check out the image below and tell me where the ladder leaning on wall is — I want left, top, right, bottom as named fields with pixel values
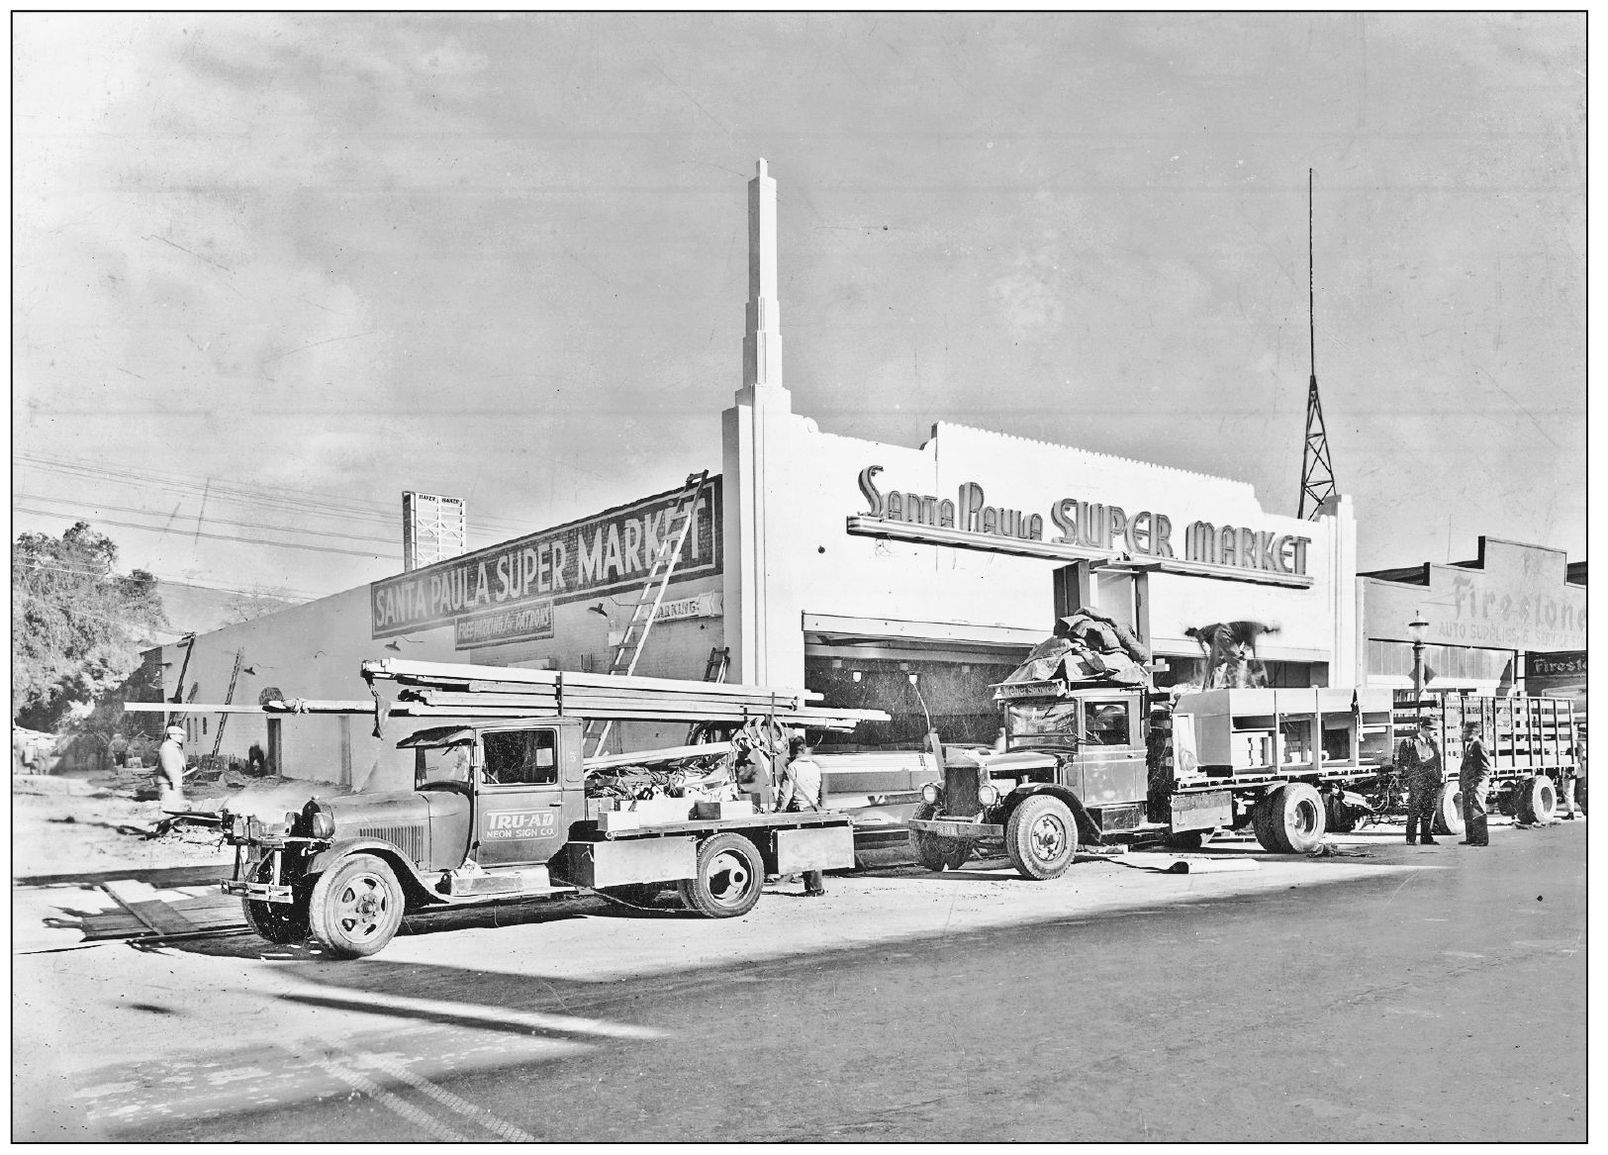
left=582, top=471, right=711, bottom=758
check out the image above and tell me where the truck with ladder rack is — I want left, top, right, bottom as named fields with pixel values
left=132, top=658, right=887, bottom=957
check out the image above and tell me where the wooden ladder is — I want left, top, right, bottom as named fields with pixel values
left=685, top=647, right=732, bottom=743
left=583, top=471, right=710, bottom=757
left=208, top=649, right=245, bottom=768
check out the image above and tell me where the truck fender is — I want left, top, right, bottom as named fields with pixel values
left=1004, top=783, right=1103, bottom=845
left=305, top=838, right=445, bottom=908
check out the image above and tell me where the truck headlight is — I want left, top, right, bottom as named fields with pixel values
left=309, top=806, right=335, bottom=839
left=976, top=783, right=1000, bottom=807
left=921, top=783, right=941, bottom=805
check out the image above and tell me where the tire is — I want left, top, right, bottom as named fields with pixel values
left=308, top=854, right=406, bottom=959
left=910, top=802, right=971, bottom=871
left=601, top=883, right=666, bottom=906
left=1251, top=792, right=1286, bottom=852
left=1003, top=794, right=1077, bottom=880
left=1324, top=794, right=1359, bottom=835
left=1497, top=787, right=1519, bottom=818
left=1255, top=783, right=1326, bottom=854
left=1432, top=782, right=1465, bottom=836
left=240, top=858, right=309, bottom=944
left=676, top=833, right=764, bottom=918
left=1514, top=776, right=1557, bottom=824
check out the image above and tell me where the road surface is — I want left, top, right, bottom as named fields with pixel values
left=14, top=819, right=1585, bottom=1141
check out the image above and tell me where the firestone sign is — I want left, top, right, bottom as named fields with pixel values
left=856, top=466, right=1313, bottom=579
left=371, top=480, right=722, bottom=640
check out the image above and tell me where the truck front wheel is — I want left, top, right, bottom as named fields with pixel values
left=1253, top=783, right=1327, bottom=853
left=240, top=859, right=309, bottom=944
left=1004, top=795, right=1076, bottom=880
left=910, top=803, right=971, bottom=871
left=678, top=833, right=763, bottom=918
left=309, top=854, right=405, bottom=959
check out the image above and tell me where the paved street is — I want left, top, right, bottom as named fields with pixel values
left=14, top=820, right=1585, bottom=1142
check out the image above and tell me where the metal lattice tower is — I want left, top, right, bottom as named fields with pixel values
left=1298, top=169, right=1337, bottom=519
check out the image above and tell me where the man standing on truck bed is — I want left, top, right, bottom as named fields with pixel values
left=1458, top=720, right=1493, bottom=846
left=1399, top=718, right=1443, bottom=846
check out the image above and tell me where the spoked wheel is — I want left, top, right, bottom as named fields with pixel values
left=1004, top=794, right=1077, bottom=880
left=910, top=802, right=971, bottom=871
left=309, top=854, right=405, bottom=959
left=678, top=832, right=764, bottom=918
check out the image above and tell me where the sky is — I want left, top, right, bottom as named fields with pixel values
left=11, top=12, right=1587, bottom=605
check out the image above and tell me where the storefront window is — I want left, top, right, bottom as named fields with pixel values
left=1366, top=640, right=1512, bottom=683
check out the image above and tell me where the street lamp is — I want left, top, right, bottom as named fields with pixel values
left=1407, top=613, right=1429, bottom=716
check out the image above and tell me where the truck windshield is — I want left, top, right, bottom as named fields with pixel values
left=1007, top=702, right=1080, bottom=748
left=415, top=743, right=474, bottom=787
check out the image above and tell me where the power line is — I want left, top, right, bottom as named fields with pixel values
left=14, top=453, right=547, bottom=539
left=12, top=506, right=401, bottom=561
left=17, top=492, right=401, bottom=549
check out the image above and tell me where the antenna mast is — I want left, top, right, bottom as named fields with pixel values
left=1298, top=168, right=1338, bottom=519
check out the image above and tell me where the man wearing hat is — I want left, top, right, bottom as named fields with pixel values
left=156, top=724, right=190, bottom=814
left=1397, top=718, right=1443, bottom=845
left=1458, top=720, right=1493, bottom=846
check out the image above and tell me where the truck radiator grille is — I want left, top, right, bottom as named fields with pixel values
left=945, top=765, right=983, bottom=817
left=356, top=824, right=425, bottom=862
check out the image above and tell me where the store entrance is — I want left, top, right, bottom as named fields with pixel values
left=805, top=648, right=1028, bottom=750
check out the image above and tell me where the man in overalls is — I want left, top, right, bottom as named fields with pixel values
left=1458, top=720, right=1493, bottom=846
left=1398, top=718, right=1443, bottom=845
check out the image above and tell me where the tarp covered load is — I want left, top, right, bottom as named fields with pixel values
left=999, top=609, right=1152, bottom=689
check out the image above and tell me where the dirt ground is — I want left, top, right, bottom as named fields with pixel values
left=10, top=769, right=349, bottom=879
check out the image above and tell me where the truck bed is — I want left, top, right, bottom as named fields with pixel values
left=576, top=810, right=852, bottom=841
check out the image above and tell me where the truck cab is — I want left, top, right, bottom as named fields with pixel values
left=907, top=681, right=1155, bottom=880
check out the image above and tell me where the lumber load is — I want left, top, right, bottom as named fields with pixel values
left=360, top=658, right=886, bottom=731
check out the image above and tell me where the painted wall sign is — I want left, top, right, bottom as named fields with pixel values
left=856, top=465, right=1312, bottom=580
left=372, top=478, right=723, bottom=639
left=453, top=600, right=555, bottom=650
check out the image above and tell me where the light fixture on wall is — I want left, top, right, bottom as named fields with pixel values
left=588, top=604, right=610, bottom=617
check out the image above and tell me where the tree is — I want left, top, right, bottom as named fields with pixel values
left=12, top=522, right=170, bottom=731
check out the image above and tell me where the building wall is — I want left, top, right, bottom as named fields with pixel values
left=160, top=562, right=725, bottom=793
left=723, top=389, right=1356, bottom=689
left=1359, top=537, right=1586, bottom=694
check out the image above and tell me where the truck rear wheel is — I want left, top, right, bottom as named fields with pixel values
left=1324, top=793, right=1359, bottom=834
left=1004, top=795, right=1076, bottom=880
left=1514, top=775, right=1557, bottom=824
left=677, top=833, right=763, bottom=918
left=910, top=803, right=971, bottom=871
left=1253, top=784, right=1326, bottom=853
left=240, top=859, right=309, bottom=945
left=1432, top=782, right=1465, bottom=836
left=309, top=854, right=405, bottom=959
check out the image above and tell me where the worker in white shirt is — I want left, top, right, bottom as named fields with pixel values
left=774, top=735, right=826, bottom=897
